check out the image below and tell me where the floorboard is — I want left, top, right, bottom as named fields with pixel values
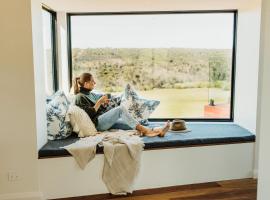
left=53, top=178, right=257, bottom=200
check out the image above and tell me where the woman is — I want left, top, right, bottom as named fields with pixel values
left=74, top=72, right=170, bottom=137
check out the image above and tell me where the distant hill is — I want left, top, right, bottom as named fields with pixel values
left=72, top=48, right=232, bottom=92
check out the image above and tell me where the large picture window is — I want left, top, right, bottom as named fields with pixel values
left=42, top=6, right=58, bottom=95
left=68, top=11, right=236, bottom=120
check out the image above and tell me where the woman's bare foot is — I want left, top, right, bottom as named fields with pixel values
left=136, top=124, right=160, bottom=137
left=153, top=121, right=170, bottom=137
left=136, top=121, right=170, bottom=137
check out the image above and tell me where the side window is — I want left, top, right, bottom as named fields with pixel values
left=42, top=6, right=58, bottom=95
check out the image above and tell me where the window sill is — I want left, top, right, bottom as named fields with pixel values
left=38, top=123, right=255, bottom=159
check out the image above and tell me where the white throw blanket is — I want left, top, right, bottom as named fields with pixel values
left=62, top=130, right=144, bottom=195
left=62, top=134, right=104, bottom=169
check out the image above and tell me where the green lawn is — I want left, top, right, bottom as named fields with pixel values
left=136, top=88, right=230, bottom=118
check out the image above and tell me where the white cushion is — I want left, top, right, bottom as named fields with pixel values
left=66, top=105, right=98, bottom=137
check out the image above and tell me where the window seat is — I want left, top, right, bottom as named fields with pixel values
left=38, top=123, right=255, bottom=158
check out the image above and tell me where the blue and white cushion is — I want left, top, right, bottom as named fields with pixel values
left=120, top=84, right=160, bottom=121
left=46, top=91, right=72, bottom=140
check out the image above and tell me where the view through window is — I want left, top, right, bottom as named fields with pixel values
left=69, top=12, right=236, bottom=119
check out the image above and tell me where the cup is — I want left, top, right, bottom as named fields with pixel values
left=106, top=93, right=111, bottom=99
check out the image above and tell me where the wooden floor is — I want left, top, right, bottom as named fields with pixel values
left=55, top=179, right=257, bottom=200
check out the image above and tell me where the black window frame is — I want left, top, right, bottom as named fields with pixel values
left=67, top=10, right=237, bottom=122
left=42, top=5, right=59, bottom=93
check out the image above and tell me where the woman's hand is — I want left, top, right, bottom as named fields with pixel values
left=104, top=99, right=110, bottom=105
left=99, top=95, right=109, bottom=104
left=102, top=96, right=110, bottom=106
left=94, top=95, right=110, bottom=111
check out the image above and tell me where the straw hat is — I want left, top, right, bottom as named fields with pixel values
left=170, top=119, right=190, bottom=133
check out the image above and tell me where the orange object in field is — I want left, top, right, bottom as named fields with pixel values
left=204, top=104, right=230, bottom=118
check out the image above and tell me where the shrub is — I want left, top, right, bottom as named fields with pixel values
left=198, top=82, right=209, bottom=88
left=162, top=83, right=173, bottom=89
left=214, top=81, right=224, bottom=88
left=223, top=82, right=231, bottom=91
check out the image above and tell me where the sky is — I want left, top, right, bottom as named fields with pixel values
left=71, top=13, right=234, bottom=49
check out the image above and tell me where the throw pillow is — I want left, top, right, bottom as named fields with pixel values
left=46, top=95, right=53, bottom=104
left=46, top=91, right=72, bottom=140
left=120, top=84, right=160, bottom=121
left=66, top=105, right=98, bottom=137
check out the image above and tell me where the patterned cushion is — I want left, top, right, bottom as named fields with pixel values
left=46, top=91, right=72, bottom=140
left=66, top=105, right=98, bottom=137
left=46, top=96, right=53, bottom=104
left=120, top=84, right=160, bottom=121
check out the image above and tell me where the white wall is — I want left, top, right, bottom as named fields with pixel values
left=43, top=0, right=258, bottom=13
left=33, top=1, right=48, bottom=151
left=234, top=2, right=262, bottom=176
left=40, top=143, right=254, bottom=199
left=256, top=0, right=270, bottom=199
left=234, top=3, right=261, bottom=134
left=0, top=0, right=44, bottom=199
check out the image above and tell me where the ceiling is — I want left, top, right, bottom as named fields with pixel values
left=42, top=0, right=257, bottom=12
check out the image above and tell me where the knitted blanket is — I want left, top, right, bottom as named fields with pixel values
left=62, top=130, right=144, bottom=195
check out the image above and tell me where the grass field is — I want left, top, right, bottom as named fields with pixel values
left=134, top=88, right=230, bottom=118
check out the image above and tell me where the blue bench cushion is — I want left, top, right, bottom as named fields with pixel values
left=39, top=123, right=255, bottom=158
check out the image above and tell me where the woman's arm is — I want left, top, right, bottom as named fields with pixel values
left=75, top=95, right=98, bottom=119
